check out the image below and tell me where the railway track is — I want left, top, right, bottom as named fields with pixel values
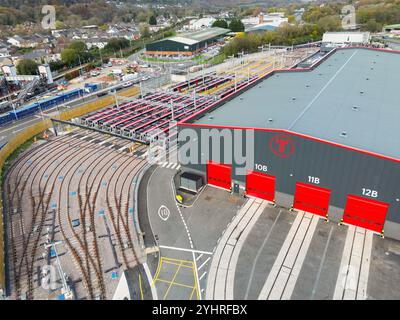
left=20, top=131, right=105, bottom=299
left=105, top=145, right=147, bottom=269
left=5, top=131, right=100, bottom=298
left=69, top=136, right=137, bottom=298
left=4, top=129, right=148, bottom=299
left=56, top=135, right=120, bottom=299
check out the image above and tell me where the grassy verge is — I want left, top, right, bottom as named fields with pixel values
left=210, top=53, right=227, bottom=66
left=1, top=138, right=35, bottom=181
left=141, top=55, right=192, bottom=63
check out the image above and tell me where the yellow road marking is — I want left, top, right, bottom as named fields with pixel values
left=192, top=257, right=200, bottom=300
left=163, top=261, right=183, bottom=300
left=161, top=257, right=193, bottom=264
left=139, top=273, right=144, bottom=300
left=189, top=287, right=197, bottom=300
left=152, top=256, right=201, bottom=300
left=156, top=278, right=196, bottom=289
left=163, top=260, right=193, bottom=268
left=150, top=256, right=163, bottom=288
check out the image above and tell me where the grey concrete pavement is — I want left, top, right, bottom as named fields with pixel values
left=234, top=205, right=294, bottom=300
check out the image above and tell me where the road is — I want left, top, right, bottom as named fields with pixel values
left=143, top=164, right=245, bottom=300
left=0, top=73, right=171, bottom=145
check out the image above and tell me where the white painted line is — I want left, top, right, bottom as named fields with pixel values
left=268, top=268, right=291, bottom=300
left=196, top=254, right=204, bottom=261
left=288, top=50, right=358, bottom=130
left=143, top=262, right=158, bottom=300
left=176, top=165, right=181, bottom=170
left=159, top=245, right=213, bottom=255
left=244, top=209, right=282, bottom=299
left=342, top=227, right=366, bottom=300
left=310, top=224, right=334, bottom=300
left=333, top=225, right=355, bottom=300
left=199, top=272, right=207, bottom=281
left=198, top=257, right=211, bottom=271
left=357, top=230, right=373, bottom=300
left=258, top=212, right=304, bottom=300
left=226, top=201, right=267, bottom=300
left=98, top=137, right=114, bottom=146
left=281, top=214, right=319, bottom=299
left=192, top=251, right=202, bottom=300
left=205, top=198, right=255, bottom=300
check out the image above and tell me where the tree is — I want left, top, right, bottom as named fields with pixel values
left=105, top=38, right=130, bottom=51
left=229, top=18, right=245, bottom=32
left=68, top=41, right=86, bottom=53
left=212, top=19, right=229, bottom=29
left=61, top=48, right=79, bottom=66
left=288, top=15, right=296, bottom=24
left=139, top=23, right=150, bottom=38
left=149, top=15, right=157, bottom=26
left=137, top=11, right=148, bottom=23
left=317, top=15, right=342, bottom=33
left=16, top=59, right=38, bottom=75
left=365, top=19, right=382, bottom=32
left=55, top=20, right=65, bottom=29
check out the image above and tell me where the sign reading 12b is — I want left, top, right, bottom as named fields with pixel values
left=269, top=133, right=295, bottom=158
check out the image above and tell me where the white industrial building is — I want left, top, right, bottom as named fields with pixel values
left=322, top=32, right=371, bottom=46
left=243, top=12, right=289, bottom=32
left=187, top=17, right=216, bottom=31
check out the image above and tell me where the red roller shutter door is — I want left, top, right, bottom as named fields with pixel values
left=293, top=182, right=331, bottom=217
left=207, top=161, right=231, bottom=191
left=343, top=195, right=389, bottom=233
left=246, top=171, right=275, bottom=202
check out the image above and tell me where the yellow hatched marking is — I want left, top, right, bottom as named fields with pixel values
left=150, top=256, right=163, bottom=288
left=192, top=257, right=200, bottom=300
left=162, top=257, right=193, bottom=264
left=163, top=261, right=183, bottom=300
left=152, top=256, right=200, bottom=300
left=163, top=260, right=194, bottom=268
left=189, top=287, right=197, bottom=300
left=156, top=278, right=196, bottom=289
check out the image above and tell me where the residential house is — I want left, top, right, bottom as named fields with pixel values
left=84, top=38, right=109, bottom=50
left=7, top=35, right=39, bottom=48
left=12, top=49, right=61, bottom=65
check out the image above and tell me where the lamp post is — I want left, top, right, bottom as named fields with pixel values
left=44, top=240, right=71, bottom=296
left=170, top=99, right=174, bottom=121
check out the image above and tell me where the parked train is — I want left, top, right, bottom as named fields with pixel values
left=0, top=83, right=98, bottom=127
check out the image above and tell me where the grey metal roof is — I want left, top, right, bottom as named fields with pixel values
left=193, top=48, right=400, bottom=159
left=154, top=27, right=229, bottom=46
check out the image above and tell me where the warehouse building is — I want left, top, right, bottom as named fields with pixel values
left=322, top=32, right=371, bottom=47
left=177, top=47, right=400, bottom=240
left=145, top=27, right=229, bottom=56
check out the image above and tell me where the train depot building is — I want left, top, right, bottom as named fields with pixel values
left=177, top=48, right=400, bottom=240
left=145, top=27, right=229, bottom=56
